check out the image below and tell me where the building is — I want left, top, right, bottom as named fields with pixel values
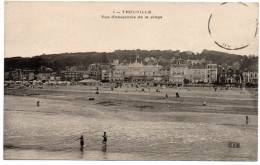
left=61, top=66, right=85, bottom=81
left=187, top=64, right=207, bottom=83
left=109, top=58, right=163, bottom=83
left=243, top=71, right=258, bottom=85
left=169, top=58, right=189, bottom=86
left=9, top=69, right=35, bottom=81
left=88, top=63, right=111, bottom=80
left=187, top=64, right=217, bottom=84
left=10, top=69, right=23, bottom=81
left=22, top=69, right=35, bottom=81
left=37, top=66, right=53, bottom=81
left=205, top=64, right=218, bottom=83
left=101, top=70, right=110, bottom=82
left=170, top=59, right=218, bottom=85
left=218, top=68, right=242, bottom=85
left=153, top=70, right=170, bottom=84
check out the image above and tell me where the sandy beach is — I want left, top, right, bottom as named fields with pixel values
left=4, top=85, right=258, bottom=160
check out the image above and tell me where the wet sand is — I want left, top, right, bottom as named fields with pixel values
left=4, top=86, right=258, bottom=160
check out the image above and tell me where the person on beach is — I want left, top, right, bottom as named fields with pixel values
left=102, top=132, right=107, bottom=144
left=176, top=92, right=179, bottom=98
left=246, top=116, right=249, bottom=125
left=203, top=101, right=207, bottom=106
left=76, top=135, right=84, bottom=148
left=37, top=101, right=40, bottom=106
left=166, top=94, right=168, bottom=98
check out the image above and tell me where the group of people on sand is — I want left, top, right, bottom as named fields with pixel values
left=76, top=132, right=107, bottom=149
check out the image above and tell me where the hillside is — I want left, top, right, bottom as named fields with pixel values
left=4, top=49, right=258, bottom=72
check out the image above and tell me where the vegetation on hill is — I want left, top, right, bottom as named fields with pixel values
left=4, top=49, right=258, bottom=73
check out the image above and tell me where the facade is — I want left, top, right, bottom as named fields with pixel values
left=187, top=64, right=207, bottom=83
left=62, top=71, right=84, bottom=81
left=9, top=69, right=35, bottom=81
left=89, top=63, right=111, bottom=80
left=50, top=72, right=59, bottom=81
left=101, top=70, right=110, bottom=82
left=61, top=66, right=90, bottom=81
left=153, top=70, right=170, bottom=83
left=205, top=64, right=218, bottom=83
left=170, top=59, right=218, bottom=85
left=169, top=58, right=189, bottom=86
left=109, top=59, right=163, bottom=83
left=243, top=71, right=258, bottom=84
left=218, top=68, right=242, bottom=85
left=10, top=69, right=23, bottom=81
left=37, top=66, right=53, bottom=81
left=22, top=69, right=35, bottom=81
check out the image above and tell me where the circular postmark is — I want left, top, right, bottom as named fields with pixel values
left=208, top=2, right=258, bottom=50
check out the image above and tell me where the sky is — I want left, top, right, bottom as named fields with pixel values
left=4, top=2, right=259, bottom=58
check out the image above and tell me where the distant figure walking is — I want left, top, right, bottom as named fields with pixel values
left=165, top=94, right=168, bottom=98
left=102, top=132, right=107, bottom=144
left=37, top=101, right=40, bottom=107
left=176, top=92, right=179, bottom=98
left=203, top=101, right=207, bottom=106
left=76, top=135, right=84, bottom=148
left=246, top=116, right=249, bottom=125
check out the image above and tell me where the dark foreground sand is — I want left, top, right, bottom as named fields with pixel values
left=4, top=86, right=258, bottom=160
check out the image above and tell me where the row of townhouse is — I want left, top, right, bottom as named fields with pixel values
left=104, top=58, right=257, bottom=86
left=170, top=58, right=258, bottom=86
left=5, top=64, right=113, bottom=82
left=6, top=66, right=59, bottom=82
left=6, top=69, right=35, bottom=81
left=102, top=58, right=217, bottom=85
left=169, top=58, right=218, bottom=86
